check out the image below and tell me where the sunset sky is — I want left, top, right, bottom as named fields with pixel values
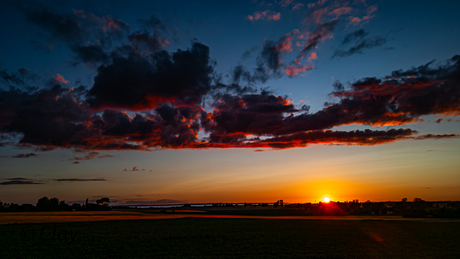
left=1, top=0, right=459, bottom=205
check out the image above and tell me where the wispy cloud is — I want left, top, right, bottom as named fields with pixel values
left=123, top=167, right=146, bottom=172
left=0, top=177, right=43, bottom=185
left=332, top=36, right=387, bottom=58
left=53, top=178, right=107, bottom=182
left=11, top=153, right=37, bottom=158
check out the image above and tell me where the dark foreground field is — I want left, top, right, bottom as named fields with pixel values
left=1, top=218, right=460, bottom=259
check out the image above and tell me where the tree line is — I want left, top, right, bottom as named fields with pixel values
left=0, top=197, right=110, bottom=212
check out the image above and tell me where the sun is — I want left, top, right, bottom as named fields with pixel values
left=323, top=197, right=331, bottom=203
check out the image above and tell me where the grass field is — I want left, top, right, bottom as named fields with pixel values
left=1, top=212, right=460, bottom=258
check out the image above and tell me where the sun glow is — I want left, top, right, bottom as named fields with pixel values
left=323, top=197, right=331, bottom=203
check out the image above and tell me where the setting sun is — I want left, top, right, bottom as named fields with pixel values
left=323, top=197, right=331, bottom=203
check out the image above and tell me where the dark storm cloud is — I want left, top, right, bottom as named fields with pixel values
left=137, top=16, right=167, bottom=34
left=332, top=36, right=387, bottom=58
left=148, top=104, right=202, bottom=148
left=0, top=84, right=92, bottom=148
left=330, top=55, right=460, bottom=120
left=87, top=41, right=214, bottom=110
left=1, top=4, right=458, bottom=151
left=11, top=153, right=37, bottom=158
left=0, top=68, right=39, bottom=89
left=128, top=32, right=169, bottom=53
left=201, top=55, right=460, bottom=145
left=70, top=45, right=111, bottom=66
left=53, top=178, right=107, bottom=182
left=201, top=91, right=305, bottom=146
left=213, top=81, right=257, bottom=96
left=21, top=4, right=129, bottom=66
left=0, top=72, right=151, bottom=151
left=1, top=54, right=458, bottom=151
left=253, top=129, right=416, bottom=149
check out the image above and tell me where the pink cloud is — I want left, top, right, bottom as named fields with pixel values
left=349, top=4, right=377, bottom=25
left=308, top=0, right=327, bottom=9
left=367, top=5, right=377, bottom=15
left=73, top=9, right=86, bottom=18
left=247, top=10, right=281, bottom=21
left=285, top=64, right=314, bottom=77
left=330, top=7, right=353, bottom=18
left=280, top=0, right=295, bottom=7
left=292, top=3, right=304, bottom=10
left=349, top=16, right=362, bottom=25
left=309, top=7, right=329, bottom=24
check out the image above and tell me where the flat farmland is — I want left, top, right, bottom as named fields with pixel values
left=1, top=211, right=460, bottom=258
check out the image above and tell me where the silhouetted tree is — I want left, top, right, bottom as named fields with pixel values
left=96, top=197, right=110, bottom=206
left=8, top=203, right=20, bottom=212
left=71, top=203, right=83, bottom=211
left=19, top=204, right=36, bottom=212
left=49, top=197, right=60, bottom=211
left=59, top=200, right=71, bottom=211
left=36, top=196, right=50, bottom=211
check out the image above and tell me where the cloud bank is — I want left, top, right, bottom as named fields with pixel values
left=0, top=4, right=458, bottom=153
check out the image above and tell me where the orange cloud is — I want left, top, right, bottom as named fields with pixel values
left=307, top=52, right=317, bottom=61
left=54, top=74, right=69, bottom=84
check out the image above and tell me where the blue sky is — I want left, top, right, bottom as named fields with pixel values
left=0, top=0, right=459, bottom=205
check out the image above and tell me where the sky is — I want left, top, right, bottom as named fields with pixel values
left=0, top=0, right=459, bottom=205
